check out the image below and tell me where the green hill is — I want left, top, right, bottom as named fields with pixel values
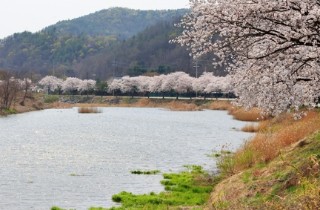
left=72, top=18, right=196, bottom=79
left=45, top=7, right=188, bottom=39
left=0, top=7, right=223, bottom=79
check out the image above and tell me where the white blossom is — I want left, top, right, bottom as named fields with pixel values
left=38, top=76, right=63, bottom=93
left=174, top=0, right=320, bottom=115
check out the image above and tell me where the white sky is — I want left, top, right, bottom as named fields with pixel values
left=0, top=0, right=190, bottom=39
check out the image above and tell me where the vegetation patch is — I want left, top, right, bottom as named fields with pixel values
left=130, top=170, right=161, bottom=175
left=78, top=107, right=102, bottom=114
left=0, top=108, right=17, bottom=115
left=203, top=100, right=232, bottom=110
left=165, top=100, right=201, bottom=111
left=241, top=123, right=259, bottom=133
left=90, top=165, right=217, bottom=210
left=228, top=107, right=263, bottom=122
left=44, top=95, right=60, bottom=103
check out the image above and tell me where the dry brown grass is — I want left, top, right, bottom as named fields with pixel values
left=205, top=100, right=232, bottom=110
left=235, top=111, right=320, bottom=166
left=78, top=107, right=102, bottom=114
left=228, top=107, right=263, bottom=121
left=70, top=98, right=202, bottom=111
left=134, top=98, right=156, bottom=107
left=164, top=100, right=201, bottom=111
left=241, top=123, right=259, bottom=132
left=203, top=101, right=266, bottom=122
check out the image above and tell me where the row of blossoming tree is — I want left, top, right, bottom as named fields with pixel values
left=38, top=72, right=232, bottom=99
left=109, top=71, right=232, bottom=99
left=174, top=0, right=320, bottom=116
left=38, top=76, right=97, bottom=95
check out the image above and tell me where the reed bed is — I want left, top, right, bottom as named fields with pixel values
left=228, top=107, right=263, bottom=121
left=241, top=123, right=259, bottom=133
left=232, top=111, right=320, bottom=170
left=78, top=107, right=102, bottom=114
left=164, top=100, right=201, bottom=111
left=204, top=100, right=232, bottom=110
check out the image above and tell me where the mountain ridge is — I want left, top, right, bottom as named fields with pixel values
left=0, top=7, right=223, bottom=80
left=43, top=7, right=188, bottom=39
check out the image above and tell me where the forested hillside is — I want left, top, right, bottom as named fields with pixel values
left=0, top=7, right=223, bottom=80
left=0, top=29, right=115, bottom=76
left=73, top=18, right=226, bottom=79
left=45, top=7, right=188, bottom=39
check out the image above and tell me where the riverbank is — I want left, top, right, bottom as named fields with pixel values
left=206, top=110, right=320, bottom=209
left=4, top=94, right=262, bottom=123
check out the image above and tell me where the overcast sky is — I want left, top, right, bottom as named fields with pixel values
left=0, top=0, right=190, bottom=39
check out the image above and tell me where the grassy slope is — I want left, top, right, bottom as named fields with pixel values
left=207, top=111, right=320, bottom=210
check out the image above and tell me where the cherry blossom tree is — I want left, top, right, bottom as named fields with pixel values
left=204, top=77, right=222, bottom=95
left=192, top=72, right=215, bottom=98
left=38, top=76, right=63, bottom=94
left=175, top=0, right=320, bottom=115
left=135, top=76, right=151, bottom=98
left=62, top=77, right=82, bottom=94
left=78, top=79, right=96, bottom=96
left=119, top=76, right=138, bottom=97
left=172, top=72, right=194, bottom=99
left=148, top=75, right=166, bottom=98
left=108, top=79, right=122, bottom=96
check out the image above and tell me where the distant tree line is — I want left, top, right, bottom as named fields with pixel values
left=38, top=72, right=232, bottom=99
left=0, top=70, right=232, bottom=112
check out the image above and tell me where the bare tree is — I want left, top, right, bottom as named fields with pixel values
left=0, top=71, right=20, bottom=110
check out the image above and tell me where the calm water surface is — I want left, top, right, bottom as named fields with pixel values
left=0, top=107, right=252, bottom=210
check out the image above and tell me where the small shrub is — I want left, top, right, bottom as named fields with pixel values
left=216, top=150, right=236, bottom=176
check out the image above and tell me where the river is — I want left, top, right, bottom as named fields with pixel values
left=0, top=107, right=252, bottom=210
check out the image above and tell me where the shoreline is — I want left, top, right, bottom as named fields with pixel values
left=4, top=94, right=262, bottom=122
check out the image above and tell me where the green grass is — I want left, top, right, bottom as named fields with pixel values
left=51, top=207, right=65, bottom=210
left=1, top=108, right=17, bottom=115
left=241, top=171, right=252, bottom=184
left=90, top=165, right=216, bottom=210
left=44, top=95, right=59, bottom=103
left=215, top=150, right=236, bottom=176
left=122, top=97, right=139, bottom=104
